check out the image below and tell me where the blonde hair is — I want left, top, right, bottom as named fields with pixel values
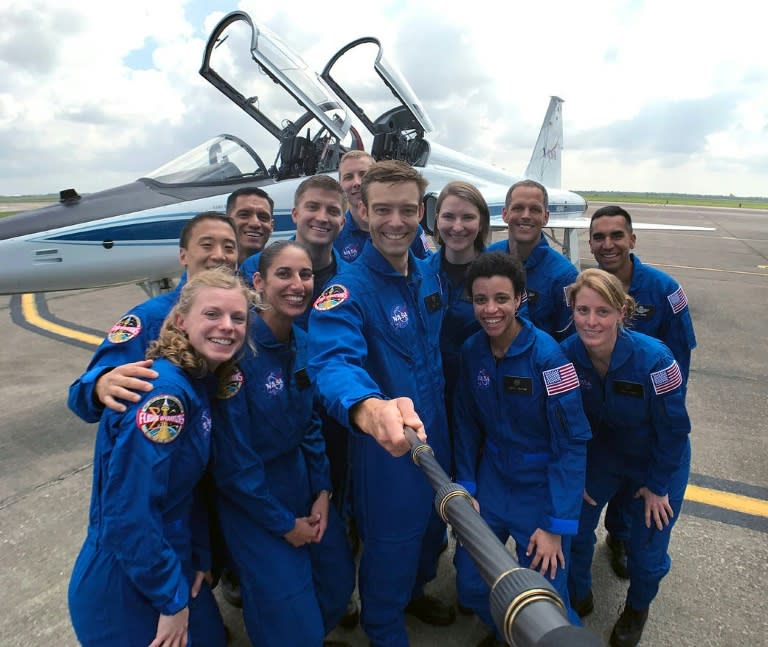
left=147, top=267, right=253, bottom=379
left=339, top=149, right=375, bottom=168
left=568, top=268, right=636, bottom=324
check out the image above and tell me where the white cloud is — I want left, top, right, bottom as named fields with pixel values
left=0, top=0, right=765, bottom=196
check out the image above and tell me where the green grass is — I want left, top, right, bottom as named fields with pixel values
left=0, top=194, right=58, bottom=203
left=577, top=191, right=768, bottom=210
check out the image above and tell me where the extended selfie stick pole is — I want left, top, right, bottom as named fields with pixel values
left=403, top=427, right=600, bottom=647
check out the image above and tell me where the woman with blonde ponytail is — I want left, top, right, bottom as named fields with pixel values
left=562, top=268, right=691, bottom=647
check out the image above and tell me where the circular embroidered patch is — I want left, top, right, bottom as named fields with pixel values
left=107, top=314, right=142, bottom=343
left=217, top=366, right=244, bottom=399
left=136, top=394, right=185, bottom=443
left=314, top=284, right=349, bottom=311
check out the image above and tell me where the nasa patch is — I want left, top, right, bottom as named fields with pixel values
left=390, top=304, right=409, bottom=329
left=476, top=368, right=491, bottom=389
left=199, top=409, right=212, bottom=439
left=314, top=284, right=350, bottom=311
left=107, top=314, right=142, bottom=344
left=136, top=394, right=185, bottom=444
left=217, top=365, right=244, bottom=399
left=341, top=244, right=360, bottom=262
left=264, top=370, right=285, bottom=397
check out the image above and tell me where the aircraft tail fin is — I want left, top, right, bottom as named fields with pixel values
left=524, top=96, right=564, bottom=188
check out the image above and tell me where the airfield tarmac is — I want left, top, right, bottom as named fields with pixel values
left=0, top=202, right=766, bottom=646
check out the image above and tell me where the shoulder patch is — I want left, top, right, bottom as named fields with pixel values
left=136, top=394, right=185, bottom=443
left=217, top=365, right=244, bottom=399
left=314, top=284, right=349, bottom=311
left=667, top=286, right=688, bottom=314
left=650, top=361, right=683, bottom=395
left=542, top=363, right=580, bottom=396
left=107, top=314, right=142, bottom=343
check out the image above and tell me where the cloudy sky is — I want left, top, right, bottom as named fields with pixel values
left=2, top=0, right=766, bottom=197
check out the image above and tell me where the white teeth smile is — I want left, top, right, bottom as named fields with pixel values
left=285, top=295, right=305, bottom=304
left=209, top=338, right=233, bottom=345
left=484, top=318, right=502, bottom=325
left=382, top=232, right=407, bottom=240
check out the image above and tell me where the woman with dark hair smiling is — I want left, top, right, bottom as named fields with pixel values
left=211, top=240, right=354, bottom=647
left=453, top=252, right=591, bottom=646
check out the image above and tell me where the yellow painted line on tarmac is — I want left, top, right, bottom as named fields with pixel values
left=685, top=484, right=768, bottom=518
left=21, top=293, right=103, bottom=346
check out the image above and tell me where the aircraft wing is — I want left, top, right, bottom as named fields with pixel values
left=490, top=215, right=715, bottom=232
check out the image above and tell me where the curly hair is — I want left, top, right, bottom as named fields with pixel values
left=147, top=268, right=253, bottom=379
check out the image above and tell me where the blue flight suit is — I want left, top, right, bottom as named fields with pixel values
left=604, top=253, right=697, bottom=542
left=307, top=242, right=449, bottom=647
left=487, top=235, right=577, bottom=340
left=211, top=316, right=354, bottom=647
left=238, top=252, right=262, bottom=291
left=67, top=280, right=185, bottom=423
left=241, top=245, right=352, bottom=503
left=240, top=246, right=350, bottom=331
left=424, top=248, right=530, bottom=467
left=424, top=249, right=480, bottom=477
left=453, top=319, right=591, bottom=630
left=624, top=253, right=697, bottom=381
left=333, top=209, right=433, bottom=262
left=561, top=329, right=691, bottom=610
left=68, top=359, right=225, bottom=646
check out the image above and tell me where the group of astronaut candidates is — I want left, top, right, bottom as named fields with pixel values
left=65, top=147, right=696, bottom=647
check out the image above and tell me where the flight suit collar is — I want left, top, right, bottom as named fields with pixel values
left=495, top=317, right=536, bottom=359
left=359, top=240, right=421, bottom=281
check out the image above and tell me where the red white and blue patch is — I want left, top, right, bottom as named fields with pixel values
left=314, top=284, right=349, bottom=311
left=542, top=363, right=579, bottom=396
left=136, top=394, right=185, bottom=443
left=107, top=314, right=142, bottom=344
left=651, top=361, right=683, bottom=395
left=217, top=365, right=244, bottom=399
left=667, top=286, right=688, bottom=314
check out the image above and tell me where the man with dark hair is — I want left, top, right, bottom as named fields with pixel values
left=588, top=204, right=697, bottom=580
left=67, top=212, right=237, bottom=420
left=226, top=187, right=275, bottom=264
left=309, top=160, right=455, bottom=646
left=487, top=179, right=577, bottom=340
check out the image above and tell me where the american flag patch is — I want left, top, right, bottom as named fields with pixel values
left=521, top=289, right=528, bottom=304
left=651, top=361, right=683, bottom=395
left=542, top=363, right=579, bottom=396
left=667, top=286, right=688, bottom=314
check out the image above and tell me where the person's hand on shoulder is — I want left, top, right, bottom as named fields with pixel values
left=95, top=360, right=157, bottom=412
